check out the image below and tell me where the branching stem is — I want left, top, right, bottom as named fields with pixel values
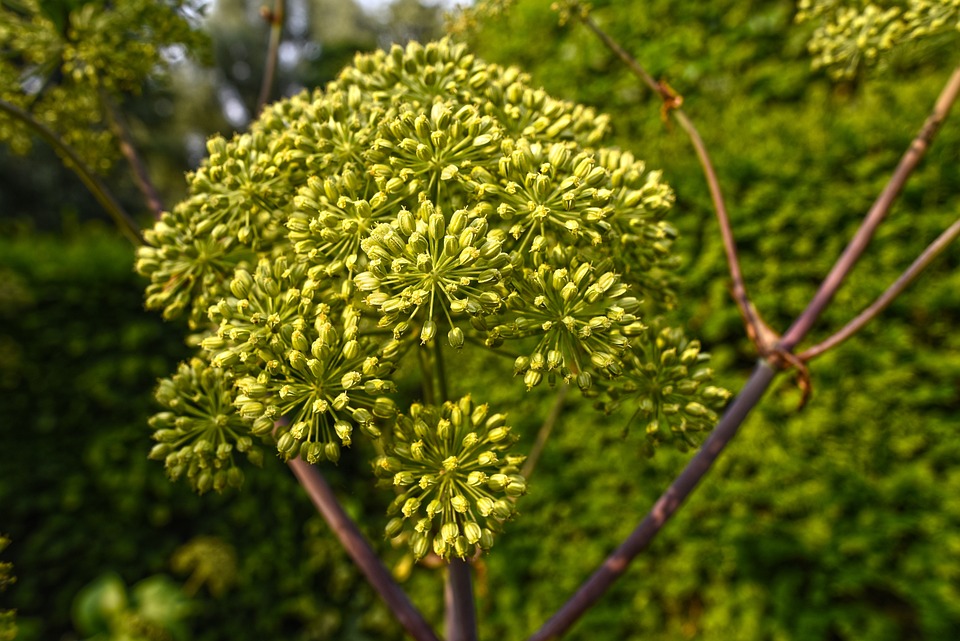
left=781, top=65, right=960, bottom=352
left=527, top=361, right=777, bottom=641
left=800, top=217, right=960, bottom=360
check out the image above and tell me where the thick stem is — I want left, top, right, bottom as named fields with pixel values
left=780, top=65, right=960, bottom=352
left=256, top=0, right=285, bottom=115
left=288, top=459, right=441, bottom=641
left=801, top=217, right=960, bottom=360
left=445, top=558, right=478, bottom=641
left=527, top=361, right=777, bottom=641
left=0, top=98, right=142, bottom=246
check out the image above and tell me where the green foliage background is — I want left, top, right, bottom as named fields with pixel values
left=1, top=0, right=960, bottom=640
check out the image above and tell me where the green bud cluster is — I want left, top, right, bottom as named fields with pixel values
left=592, top=320, right=732, bottom=456
left=149, top=359, right=264, bottom=494
left=494, top=253, right=644, bottom=390
left=375, top=396, right=526, bottom=560
left=0, top=0, right=205, bottom=171
left=797, top=0, right=960, bottom=79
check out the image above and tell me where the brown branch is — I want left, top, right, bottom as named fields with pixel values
left=0, top=98, right=142, bottom=246
left=779, top=65, right=960, bottom=352
left=527, top=361, right=778, bottom=641
left=99, top=89, right=165, bottom=220
left=256, top=0, right=285, bottom=116
left=800, top=217, right=960, bottom=361
left=287, top=459, right=441, bottom=641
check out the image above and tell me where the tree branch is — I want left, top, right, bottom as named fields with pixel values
left=287, top=459, right=441, bottom=641
left=0, top=98, right=142, bottom=246
left=800, top=217, right=960, bottom=360
left=527, top=360, right=778, bottom=641
left=779, top=65, right=960, bottom=352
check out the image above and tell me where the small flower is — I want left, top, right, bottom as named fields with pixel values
left=374, top=396, right=526, bottom=560
left=148, top=358, right=263, bottom=494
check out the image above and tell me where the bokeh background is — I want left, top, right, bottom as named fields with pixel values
left=2, top=1, right=960, bottom=639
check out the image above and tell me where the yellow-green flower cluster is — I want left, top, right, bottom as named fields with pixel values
left=375, top=396, right=526, bottom=559
left=356, top=199, right=514, bottom=345
left=797, top=0, right=960, bottom=79
left=593, top=321, right=732, bottom=456
left=149, top=359, right=264, bottom=494
left=138, top=37, right=719, bottom=530
left=495, top=255, right=643, bottom=390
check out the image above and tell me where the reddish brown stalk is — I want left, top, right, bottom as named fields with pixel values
left=256, top=0, right=285, bottom=116
left=527, top=361, right=778, bottom=641
left=580, top=14, right=772, bottom=353
left=100, top=90, right=165, bottom=220
left=780, top=65, right=960, bottom=352
left=529, top=11, right=960, bottom=640
left=288, top=459, right=441, bottom=641
left=445, top=558, right=478, bottom=641
left=801, top=217, right=960, bottom=360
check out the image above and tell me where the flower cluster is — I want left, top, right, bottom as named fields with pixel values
left=138, top=37, right=726, bottom=558
left=593, top=321, right=732, bottom=456
left=374, top=396, right=526, bottom=560
left=797, top=0, right=960, bottom=79
left=148, top=359, right=264, bottom=494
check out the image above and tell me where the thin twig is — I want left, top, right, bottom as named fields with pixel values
left=779, top=65, right=960, bottom=352
left=801, top=217, right=960, bottom=360
left=527, top=361, right=778, bottom=641
left=445, top=558, right=478, bottom=641
left=0, top=98, right=142, bottom=246
left=99, top=89, right=165, bottom=220
left=287, top=459, right=441, bottom=641
left=256, top=0, right=285, bottom=116
left=579, top=13, right=774, bottom=352
left=520, top=383, right=569, bottom=480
